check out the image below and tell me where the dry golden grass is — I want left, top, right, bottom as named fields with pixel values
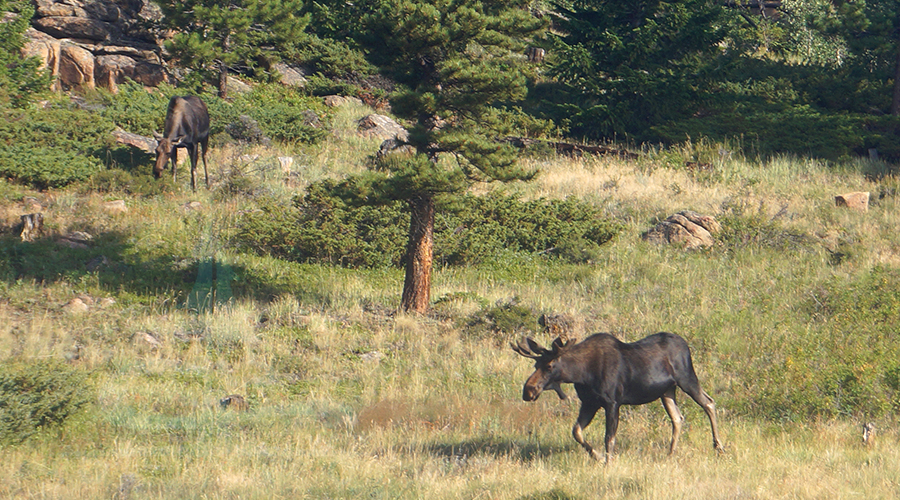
left=1, top=103, right=899, bottom=499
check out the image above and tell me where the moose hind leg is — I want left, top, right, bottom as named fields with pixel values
left=603, top=404, right=620, bottom=462
left=661, top=387, right=684, bottom=455
left=572, top=404, right=603, bottom=461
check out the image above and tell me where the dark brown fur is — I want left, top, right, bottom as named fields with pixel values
left=513, top=332, right=723, bottom=462
left=154, top=96, right=210, bottom=191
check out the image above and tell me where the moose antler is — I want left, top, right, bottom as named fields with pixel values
left=511, top=337, right=549, bottom=359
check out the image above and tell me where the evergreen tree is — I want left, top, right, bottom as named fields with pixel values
left=0, top=0, right=50, bottom=107
left=153, top=0, right=310, bottom=97
left=335, top=0, right=546, bottom=312
left=548, top=0, right=736, bottom=139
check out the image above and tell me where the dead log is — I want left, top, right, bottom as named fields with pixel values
left=111, top=127, right=157, bottom=153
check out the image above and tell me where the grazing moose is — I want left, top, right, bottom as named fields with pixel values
left=154, top=96, right=210, bottom=191
left=512, top=332, right=723, bottom=462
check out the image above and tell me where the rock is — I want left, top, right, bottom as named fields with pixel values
left=835, top=192, right=869, bottom=212
left=359, top=350, right=385, bottom=363
left=220, top=394, right=249, bottom=411
left=323, top=95, right=362, bottom=107
left=94, top=54, right=134, bottom=92
left=226, top=77, right=253, bottom=95
left=21, top=28, right=61, bottom=90
left=68, top=231, right=93, bottom=243
left=182, top=201, right=203, bottom=211
left=98, top=297, right=116, bottom=307
left=376, top=138, right=415, bottom=161
left=272, top=62, right=307, bottom=88
left=103, top=199, right=127, bottom=214
left=63, top=297, right=90, bottom=314
left=643, top=211, right=719, bottom=249
left=33, top=0, right=120, bottom=22
left=133, top=331, right=161, bottom=349
left=131, top=61, right=168, bottom=86
left=278, top=156, right=294, bottom=173
left=59, top=43, right=95, bottom=90
left=33, top=16, right=111, bottom=41
left=357, top=114, right=409, bottom=141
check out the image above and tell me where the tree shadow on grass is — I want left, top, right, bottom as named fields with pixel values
left=0, top=229, right=197, bottom=303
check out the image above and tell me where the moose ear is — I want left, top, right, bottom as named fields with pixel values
left=152, top=131, right=163, bottom=140
left=172, top=135, right=188, bottom=146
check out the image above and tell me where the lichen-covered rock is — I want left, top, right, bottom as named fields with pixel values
left=643, top=210, right=720, bottom=249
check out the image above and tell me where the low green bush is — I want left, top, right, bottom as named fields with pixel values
left=0, top=360, right=93, bottom=444
left=0, top=105, right=115, bottom=188
left=233, top=188, right=623, bottom=268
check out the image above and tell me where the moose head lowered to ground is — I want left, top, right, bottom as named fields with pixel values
left=512, top=332, right=723, bottom=462
left=154, top=95, right=210, bottom=191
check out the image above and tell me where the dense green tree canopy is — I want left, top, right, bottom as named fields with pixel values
left=154, top=0, right=311, bottom=96
left=548, top=0, right=738, bottom=139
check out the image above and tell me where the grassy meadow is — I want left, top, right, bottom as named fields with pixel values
left=1, top=101, right=899, bottom=499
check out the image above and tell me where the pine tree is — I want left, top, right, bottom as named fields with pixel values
left=154, top=0, right=310, bottom=97
left=548, top=0, right=734, bottom=139
left=339, top=0, right=546, bottom=312
left=0, top=0, right=50, bottom=107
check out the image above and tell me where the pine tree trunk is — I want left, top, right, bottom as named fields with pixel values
left=218, top=59, right=228, bottom=99
left=892, top=38, right=900, bottom=115
left=401, top=194, right=434, bottom=313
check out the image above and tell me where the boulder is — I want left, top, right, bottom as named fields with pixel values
left=643, top=211, right=720, bottom=249
left=33, top=16, right=111, bottom=41
left=273, top=62, right=307, bottom=88
left=21, top=28, right=61, bottom=89
left=59, top=43, right=95, bottom=89
left=103, top=199, right=127, bottom=214
left=323, top=95, right=362, bottom=107
left=357, top=114, right=409, bottom=141
left=835, top=192, right=869, bottom=212
left=33, top=0, right=120, bottom=22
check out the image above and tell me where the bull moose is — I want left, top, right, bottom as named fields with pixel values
left=512, top=332, right=723, bottom=462
left=154, top=95, right=210, bottom=191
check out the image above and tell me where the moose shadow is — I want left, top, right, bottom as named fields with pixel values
left=425, top=437, right=570, bottom=463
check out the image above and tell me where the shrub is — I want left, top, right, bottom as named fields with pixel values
left=0, top=360, right=93, bottom=444
left=0, top=105, right=115, bottom=188
left=233, top=188, right=623, bottom=268
left=0, top=145, right=103, bottom=188
left=209, top=84, right=329, bottom=144
left=462, top=298, right=538, bottom=340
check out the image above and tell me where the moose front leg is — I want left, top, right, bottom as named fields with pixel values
left=661, top=387, right=684, bottom=455
left=572, top=404, right=603, bottom=461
